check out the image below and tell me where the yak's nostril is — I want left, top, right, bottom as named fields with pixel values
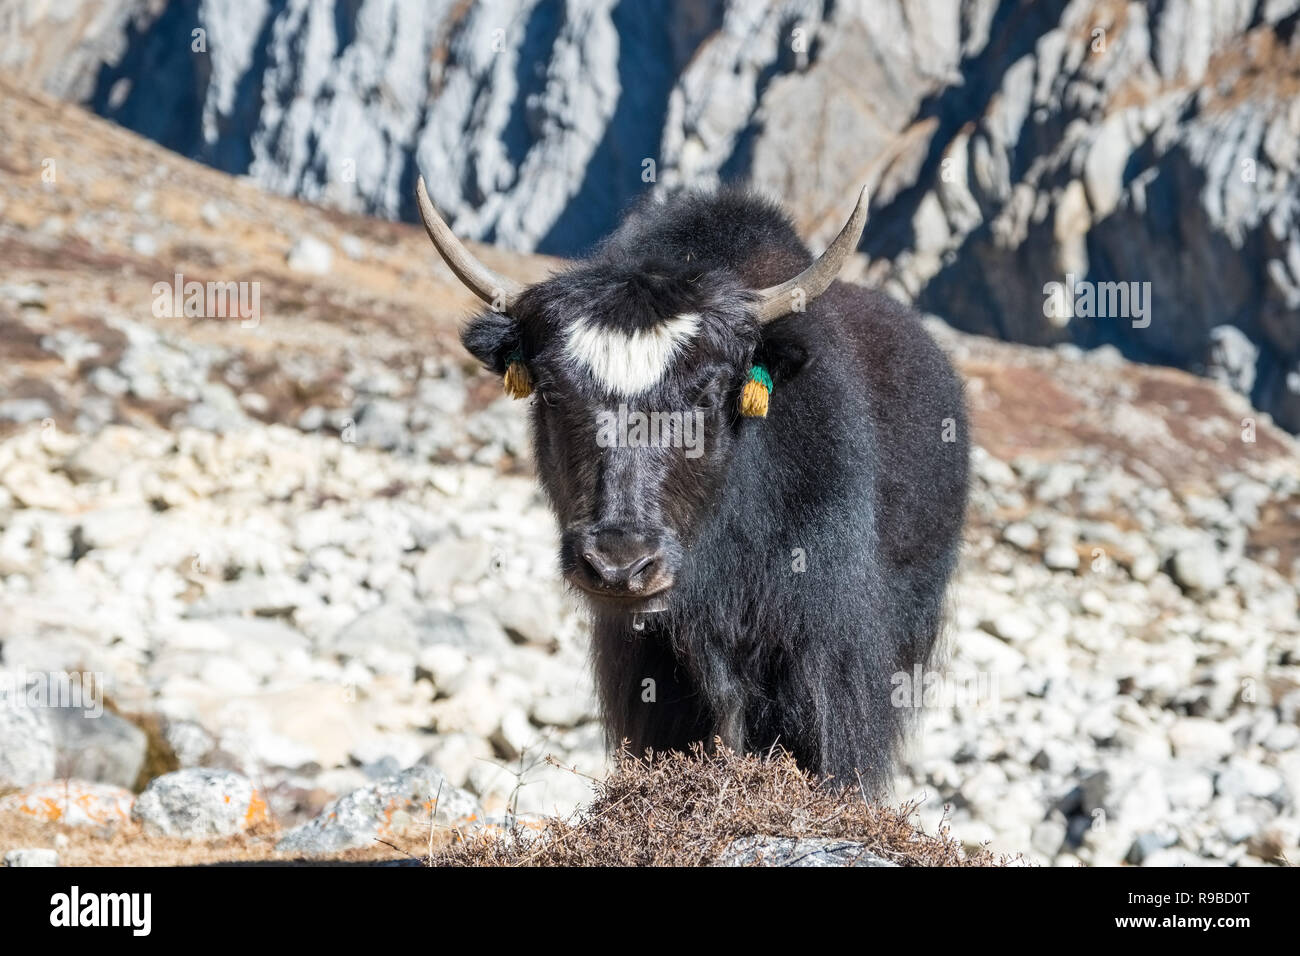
left=581, top=550, right=608, bottom=580
left=626, top=554, right=656, bottom=582
left=580, top=543, right=661, bottom=589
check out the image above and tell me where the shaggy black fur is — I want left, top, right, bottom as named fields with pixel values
left=461, top=187, right=970, bottom=793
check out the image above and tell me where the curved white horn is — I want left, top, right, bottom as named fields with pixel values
left=754, top=186, right=869, bottom=324
left=416, top=176, right=524, bottom=309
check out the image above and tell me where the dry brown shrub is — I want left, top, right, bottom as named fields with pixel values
left=430, top=742, right=1015, bottom=867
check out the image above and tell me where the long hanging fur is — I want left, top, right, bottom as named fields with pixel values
left=462, top=186, right=970, bottom=794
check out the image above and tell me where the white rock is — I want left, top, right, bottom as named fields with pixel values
left=957, top=629, right=1026, bottom=675
left=286, top=236, right=333, bottom=274
left=414, top=538, right=494, bottom=597
left=1168, top=717, right=1236, bottom=764
left=1141, top=847, right=1210, bottom=867
left=1030, top=816, right=1066, bottom=857
left=1002, top=522, right=1038, bottom=551
left=1263, top=723, right=1300, bottom=752
left=422, top=733, right=492, bottom=788
left=1164, top=762, right=1216, bottom=810
left=987, top=611, right=1038, bottom=644
left=1043, top=543, right=1080, bottom=571
left=75, top=507, right=153, bottom=551
left=4, top=848, right=59, bottom=867
left=531, top=692, right=597, bottom=729
left=163, top=719, right=215, bottom=767
left=1219, top=814, right=1259, bottom=844
left=1215, top=759, right=1284, bottom=801
left=185, top=576, right=317, bottom=618
left=493, top=588, right=563, bottom=645
left=1170, top=545, right=1227, bottom=595
left=1079, top=589, right=1109, bottom=616
left=491, top=706, right=535, bottom=761
left=430, top=680, right=506, bottom=738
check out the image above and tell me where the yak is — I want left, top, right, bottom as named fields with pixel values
left=415, top=176, right=969, bottom=793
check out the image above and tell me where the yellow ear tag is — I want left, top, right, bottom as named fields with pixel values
left=740, top=364, right=772, bottom=418
left=503, top=350, right=533, bottom=400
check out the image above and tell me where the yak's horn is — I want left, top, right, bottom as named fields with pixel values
left=416, top=176, right=524, bottom=310
left=754, top=186, right=870, bottom=324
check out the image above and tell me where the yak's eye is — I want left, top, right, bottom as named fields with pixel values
left=534, top=386, right=560, bottom=408
left=691, top=370, right=730, bottom=411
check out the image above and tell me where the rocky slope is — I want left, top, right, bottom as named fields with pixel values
left=1, top=79, right=1299, bottom=865
left=4, top=0, right=1300, bottom=430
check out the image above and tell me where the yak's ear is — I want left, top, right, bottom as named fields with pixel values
left=461, top=310, right=520, bottom=375
left=756, top=325, right=809, bottom=384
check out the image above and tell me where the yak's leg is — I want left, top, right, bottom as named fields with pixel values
left=717, top=702, right=746, bottom=752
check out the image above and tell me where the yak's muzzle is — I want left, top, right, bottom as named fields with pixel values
left=562, top=527, right=678, bottom=603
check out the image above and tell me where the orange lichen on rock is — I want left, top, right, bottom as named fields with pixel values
left=0, top=782, right=135, bottom=827
left=245, top=790, right=268, bottom=826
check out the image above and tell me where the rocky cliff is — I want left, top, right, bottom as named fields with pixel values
left=4, top=0, right=1299, bottom=426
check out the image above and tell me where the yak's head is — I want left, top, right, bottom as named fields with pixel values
left=416, top=178, right=866, bottom=613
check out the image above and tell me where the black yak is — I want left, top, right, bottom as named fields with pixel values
left=416, top=176, right=969, bottom=792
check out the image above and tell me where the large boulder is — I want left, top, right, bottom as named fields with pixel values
left=0, top=782, right=134, bottom=828
left=132, top=769, right=267, bottom=838
left=0, top=697, right=56, bottom=788
left=275, top=765, right=481, bottom=856
left=45, top=707, right=148, bottom=789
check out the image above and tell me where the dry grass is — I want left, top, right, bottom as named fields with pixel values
left=430, top=742, right=1013, bottom=867
left=2, top=746, right=1017, bottom=866
left=0, top=810, right=454, bottom=866
left=0, top=791, right=451, bottom=866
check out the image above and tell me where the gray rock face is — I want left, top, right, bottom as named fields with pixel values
left=0, top=0, right=152, bottom=101
left=1208, top=325, right=1259, bottom=396
left=0, top=698, right=57, bottom=788
left=14, top=0, right=1296, bottom=428
left=45, top=707, right=148, bottom=789
left=132, top=769, right=265, bottom=838
left=275, top=764, right=481, bottom=855
left=903, top=2, right=1300, bottom=431
left=716, top=835, right=897, bottom=867
left=12, top=0, right=1300, bottom=426
left=31, top=0, right=702, bottom=259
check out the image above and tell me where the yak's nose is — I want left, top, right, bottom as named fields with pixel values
left=576, top=529, right=672, bottom=593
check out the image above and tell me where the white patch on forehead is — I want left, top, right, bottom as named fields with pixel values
left=564, top=312, right=700, bottom=396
